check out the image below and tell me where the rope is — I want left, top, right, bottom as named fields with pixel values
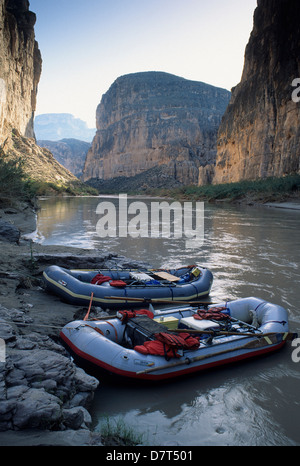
left=190, top=283, right=199, bottom=299
left=1, top=318, right=116, bottom=333
left=103, top=320, right=118, bottom=341
left=0, top=320, right=63, bottom=330
left=169, top=284, right=174, bottom=301
left=83, top=292, right=94, bottom=321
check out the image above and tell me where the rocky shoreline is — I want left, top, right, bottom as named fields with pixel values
left=0, top=203, right=149, bottom=446
left=1, top=197, right=299, bottom=446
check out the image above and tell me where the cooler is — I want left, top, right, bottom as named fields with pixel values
left=154, top=316, right=179, bottom=330
left=179, top=316, right=220, bottom=331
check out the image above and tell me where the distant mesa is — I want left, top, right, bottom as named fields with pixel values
left=82, top=72, right=231, bottom=187
left=34, top=113, right=96, bottom=143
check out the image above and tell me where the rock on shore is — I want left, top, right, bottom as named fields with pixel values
left=0, top=203, right=151, bottom=445
left=0, top=305, right=99, bottom=432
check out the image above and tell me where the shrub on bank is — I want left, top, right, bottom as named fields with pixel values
left=144, top=174, right=300, bottom=202
left=0, top=156, right=98, bottom=206
left=98, top=416, right=145, bottom=446
left=0, top=152, right=299, bottom=205
left=0, top=156, right=30, bottom=205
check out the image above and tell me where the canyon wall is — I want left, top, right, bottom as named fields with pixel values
left=0, top=0, right=77, bottom=184
left=82, top=72, right=230, bottom=185
left=0, top=0, right=41, bottom=143
left=213, top=0, right=300, bottom=184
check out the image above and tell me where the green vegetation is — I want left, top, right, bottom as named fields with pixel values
left=0, top=155, right=98, bottom=207
left=99, top=416, right=145, bottom=446
left=1, top=151, right=298, bottom=207
left=0, top=155, right=30, bottom=205
left=143, top=174, right=300, bottom=203
left=25, top=178, right=98, bottom=198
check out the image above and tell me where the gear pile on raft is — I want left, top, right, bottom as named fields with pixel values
left=43, top=263, right=297, bottom=381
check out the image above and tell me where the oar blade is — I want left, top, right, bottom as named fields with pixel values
left=243, top=332, right=291, bottom=349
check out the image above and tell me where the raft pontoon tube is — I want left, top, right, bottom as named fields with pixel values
left=43, top=264, right=213, bottom=308
left=59, top=297, right=297, bottom=381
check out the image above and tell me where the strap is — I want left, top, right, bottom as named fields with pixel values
left=103, top=320, right=118, bottom=341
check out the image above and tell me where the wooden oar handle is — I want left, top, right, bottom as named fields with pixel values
left=104, top=295, right=215, bottom=306
left=173, top=328, right=258, bottom=337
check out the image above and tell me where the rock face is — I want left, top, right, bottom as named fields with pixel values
left=82, top=72, right=230, bottom=185
left=37, top=139, right=91, bottom=177
left=0, top=1, right=78, bottom=185
left=0, top=306, right=99, bottom=432
left=213, top=0, right=300, bottom=184
left=0, top=0, right=41, bottom=144
left=2, top=129, right=77, bottom=184
left=0, top=219, right=20, bottom=243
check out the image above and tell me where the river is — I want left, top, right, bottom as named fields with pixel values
left=36, top=195, right=300, bottom=446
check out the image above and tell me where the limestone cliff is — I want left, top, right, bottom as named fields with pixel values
left=0, top=0, right=77, bottom=185
left=0, top=0, right=41, bottom=143
left=213, top=0, right=300, bottom=184
left=82, top=72, right=230, bottom=185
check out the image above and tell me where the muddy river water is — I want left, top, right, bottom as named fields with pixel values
left=36, top=196, right=300, bottom=446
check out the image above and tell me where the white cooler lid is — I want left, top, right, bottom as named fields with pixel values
left=181, top=316, right=220, bottom=331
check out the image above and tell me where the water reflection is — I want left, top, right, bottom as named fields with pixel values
left=36, top=196, right=300, bottom=446
left=91, top=348, right=300, bottom=446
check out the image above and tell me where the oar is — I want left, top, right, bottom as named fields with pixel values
left=174, top=328, right=296, bottom=339
left=173, top=328, right=261, bottom=337
left=104, top=295, right=216, bottom=306
left=136, top=333, right=290, bottom=376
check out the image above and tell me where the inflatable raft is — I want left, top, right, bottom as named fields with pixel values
left=43, top=264, right=213, bottom=308
left=59, top=297, right=296, bottom=381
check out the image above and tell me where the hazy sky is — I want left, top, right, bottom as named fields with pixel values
left=29, top=0, right=257, bottom=128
